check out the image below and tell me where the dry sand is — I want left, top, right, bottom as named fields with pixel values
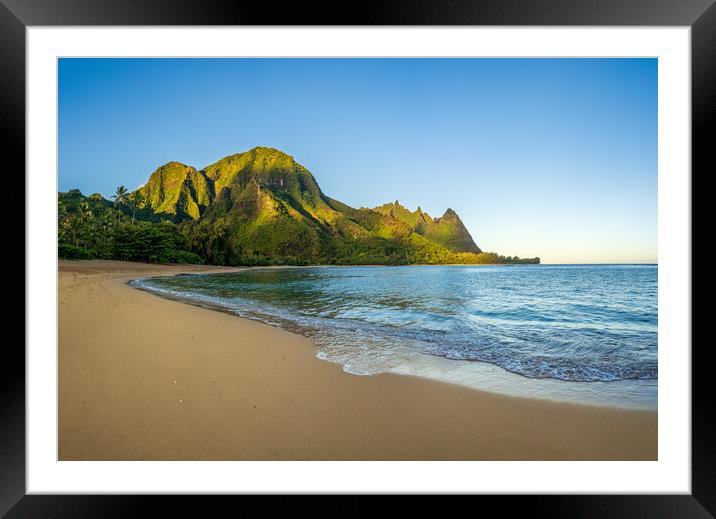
left=59, top=260, right=657, bottom=460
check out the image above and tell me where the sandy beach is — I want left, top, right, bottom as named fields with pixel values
left=58, top=260, right=657, bottom=460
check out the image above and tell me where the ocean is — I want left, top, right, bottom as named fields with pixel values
left=132, top=264, right=658, bottom=409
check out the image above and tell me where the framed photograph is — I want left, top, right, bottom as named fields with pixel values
left=3, top=0, right=713, bottom=515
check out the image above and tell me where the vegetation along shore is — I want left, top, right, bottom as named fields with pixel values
left=58, top=146, right=539, bottom=266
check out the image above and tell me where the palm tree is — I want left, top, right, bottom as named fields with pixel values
left=76, top=201, right=93, bottom=223
left=58, top=200, right=68, bottom=221
left=127, top=191, right=145, bottom=225
left=76, top=202, right=94, bottom=249
left=65, top=216, right=80, bottom=247
left=97, top=211, right=116, bottom=253
left=112, top=185, right=129, bottom=212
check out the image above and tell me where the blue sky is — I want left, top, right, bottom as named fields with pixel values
left=58, top=58, right=657, bottom=264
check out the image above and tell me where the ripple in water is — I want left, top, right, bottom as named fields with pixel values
left=133, top=264, right=658, bottom=408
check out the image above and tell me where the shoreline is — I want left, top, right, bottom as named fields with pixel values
left=132, top=272, right=657, bottom=411
left=59, top=259, right=657, bottom=460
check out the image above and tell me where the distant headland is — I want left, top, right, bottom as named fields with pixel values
left=58, top=146, right=540, bottom=266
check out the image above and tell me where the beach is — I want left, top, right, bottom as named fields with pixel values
left=59, top=260, right=657, bottom=460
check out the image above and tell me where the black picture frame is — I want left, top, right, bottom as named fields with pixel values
left=2, top=0, right=713, bottom=516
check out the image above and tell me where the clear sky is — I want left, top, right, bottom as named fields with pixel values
left=58, top=58, right=657, bottom=264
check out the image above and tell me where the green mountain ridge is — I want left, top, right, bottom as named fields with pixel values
left=58, top=146, right=540, bottom=266
left=139, top=161, right=213, bottom=220
left=373, top=201, right=482, bottom=254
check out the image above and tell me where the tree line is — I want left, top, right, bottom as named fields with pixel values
left=58, top=187, right=202, bottom=264
left=59, top=186, right=540, bottom=266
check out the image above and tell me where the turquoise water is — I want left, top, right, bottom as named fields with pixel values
left=133, top=264, right=658, bottom=408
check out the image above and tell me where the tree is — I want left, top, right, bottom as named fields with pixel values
left=58, top=200, right=68, bottom=221
left=112, top=185, right=129, bottom=211
left=127, top=191, right=145, bottom=225
left=61, top=213, right=80, bottom=247
left=75, top=202, right=95, bottom=249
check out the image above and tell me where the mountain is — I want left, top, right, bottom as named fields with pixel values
left=373, top=201, right=481, bottom=254
left=59, top=146, right=539, bottom=266
left=139, top=162, right=212, bottom=220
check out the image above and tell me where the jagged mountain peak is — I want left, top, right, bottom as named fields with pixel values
left=373, top=201, right=479, bottom=254
left=138, top=162, right=212, bottom=221
left=199, top=146, right=325, bottom=206
left=124, top=146, right=507, bottom=262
